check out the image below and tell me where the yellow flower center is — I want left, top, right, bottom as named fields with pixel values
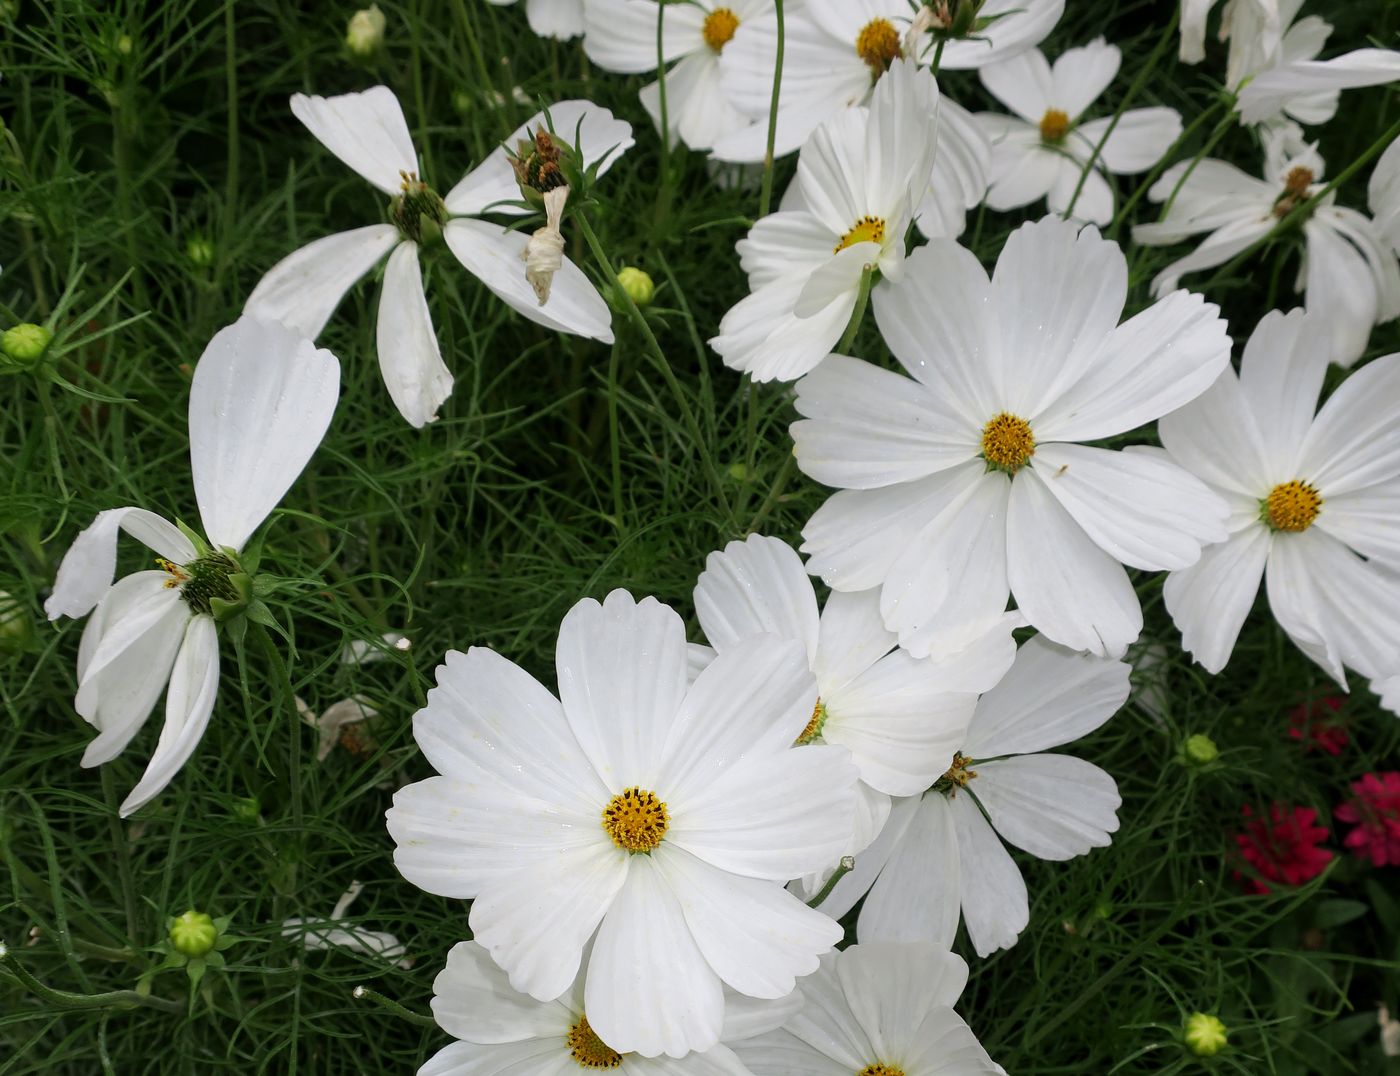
left=796, top=699, right=827, bottom=745
left=859, top=1065, right=907, bottom=1076
left=835, top=215, right=886, bottom=254
left=702, top=7, right=740, bottom=51
left=602, top=787, right=669, bottom=852
left=940, top=751, right=977, bottom=793
left=1039, top=108, right=1071, bottom=144
left=981, top=412, right=1036, bottom=473
left=856, top=18, right=902, bottom=76
left=1264, top=480, right=1322, bottom=532
left=566, top=1015, right=623, bottom=1069
left=1273, top=166, right=1315, bottom=218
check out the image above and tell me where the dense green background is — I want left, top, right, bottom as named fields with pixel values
left=2, top=0, right=1399, bottom=1072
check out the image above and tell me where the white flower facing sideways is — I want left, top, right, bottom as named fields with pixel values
left=1178, top=0, right=1278, bottom=66
left=793, top=216, right=1232, bottom=659
left=734, top=942, right=1001, bottom=1075
left=693, top=535, right=1020, bottom=893
left=1160, top=308, right=1400, bottom=688
left=43, top=317, right=340, bottom=817
left=710, top=59, right=938, bottom=383
left=484, top=0, right=585, bottom=40
left=817, top=637, right=1129, bottom=957
left=582, top=0, right=773, bottom=151
left=422, top=940, right=800, bottom=1075
left=245, top=86, right=633, bottom=426
left=1133, top=130, right=1400, bottom=367
left=976, top=38, right=1182, bottom=226
left=281, top=880, right=411, bottom=969
left=712, top=0, right=1063, bottom=162
left=1370, top=135, right=1400, bottom=256
left=385, top=590, right=858, bottom=1058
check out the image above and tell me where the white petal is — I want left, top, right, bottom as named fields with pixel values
left=720, top=988, right=807, bottom=1045
left=1238, top=308, right=1331, bottom=469
left=710, top=276, right=855, bottom=384
left=653, top=845, right=839, bottom=999
left=430, top=940, right=574, bottom=1044
left=857, top=793, right=960, bottom=949
left=1006, top=470, right=1142, bottom=656
left=837, top=943, right=969, bottom=1039
left=914, top=97, right=991, bottom=240
left=1158, top=365, right=1273, bottom=497
left=45, top=508, right=194, bottom=620
left=981, top=126, right=1061, bottom=214
left=978, top=46, right=1053, bottom=122
left=1143, top=216, right=1276, bottom=297
left=524, top=0, right=586, bottom=39
left=1299, top=352, right=1400, bottom=494
left=290, top=85, right=418, bottom=194
left=1164, top=527, right=1272, bottom=674
left=581, top=0, right=700, bottom=73
left=376, top=240, right=453, bottom=427
left=1034, top=289, right=1232, bottom=443
left=1238, top=50, right=1400, bottom=125
left=243, top=225, right=399, bottom=339
left=470, top=843, right=629, bottom=1003
left=189, top=316, right=340, bottom=550
left=964, top=634, right=1130, bottom=757
left=1316, top=482, right=1400, bottom=569
left=118, top=616, right=220, bottom=816
left=556, top=590, right=688, bottom=790
left=77, top=576, right=188, bottom=690
left=694, top=535, right=820, bottom=662
left=791, top=355, right=976, bottom=488
left=1046, top=159, right=1114, bottom=226
left=811, top=588, right=897, bottom=696
left=732, top=1031, right=854, bottom=1076
left=1051, top=38, right=1120, bottom=117
left=901, top=1007, right=1000, bottom=1074
left=1303, top=216, right=1386, bottom=368
left=1078, top=107, right=1182, bottom=174
left=814, top=793, right=916, bottom=922
left=950, top=793, right=1028, bottom=957
left=586, top=856, right=724, bottom=1057
left=973, top=754, right=1120, bottom=860
left=746, top=952, right=871, bottom=1071
left=937, top=0, right=1065, bottom=71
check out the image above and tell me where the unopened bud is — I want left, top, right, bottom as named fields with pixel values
left=1, top=323, right=52, bottom=369
left=1183, top=1012, right=1228, bottom=1057
left=186, top=236, right=215, bottom=268
left=115, top=34, right=133, bottom=56
left=617, top=267, right=655, bottom=307
left=1183, top=733, right=1219, bottom=765
left=169, top=910, right=218, bottom=957
left=346, top=4, right=386, bottom=58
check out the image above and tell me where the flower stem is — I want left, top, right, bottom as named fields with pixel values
left=0, top=943, right=183, bottom=1014
left=351, top=984, right=437, bottom=1028
left=757, top=0, right=786, bottom=219
left=837, top=266, right=875, bottom=354
left=806, top=856, right=855, bottom=909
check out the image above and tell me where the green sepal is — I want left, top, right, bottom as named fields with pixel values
left=208, top=595, right=247, bottom=623
left=174, top=519, right=209, bottom=557
left=251, top=573, right=279, bottom=598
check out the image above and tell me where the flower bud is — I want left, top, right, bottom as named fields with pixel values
left=1, top=323, right=52, bottom=369
left=186, top=236, right=215, bottom=268
left=1183, top=1012, right=1228, bottom=1056
left=115, top=34, right=134, bottom=56
left=169, top=910, right=218, bottom=957
left=0, top=590, right=33, bottom=652
left=1183, top=733, right=1219, bottom=765
left=617, top=267, right=655, bottom=307
left=346, top=4, right=386, bottom=58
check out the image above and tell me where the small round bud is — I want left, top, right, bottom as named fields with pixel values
left=617, top=267, right=655, bottom=307
left=0, top=590, right=33, bottom=652
left=452, top=89, right=473, bottom=115
left=1183, top=1012, right=1228, bottom=1056
left=1, top=323, right=53, bottom=368
left=346, top=4, right=386, bottom=58
left=169, top=910, right=218, bottom=957
left=1183, top=733, right=1219, bottom=765
left=230, top=796, right=261, bottom=822
left=186, top=236, right=215, bottom=268
left=115, top=34, right=133, bottom=56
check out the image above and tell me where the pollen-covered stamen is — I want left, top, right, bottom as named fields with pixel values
left=856, top=18, right=902, bottom=76
left=936, top=751, right=977, bottom=796
left=859, top=1064, right=907, bottom=1076
left=1039, top=108, right=1071, bottom=144
left=796, top=699, right=827, bottom=745
left=156, top=558, right=189, bottom=589
left=1263, top=479, right=1322, bottom=532
left=602, top=787, right=669, bottom=853
left=835, top=216, right=887, bottom=254
left=390, top=171, right=448, bottom=243
left=1273, top=166, right=1315, bottom=219
left=981, top=412, right=1035, bottom=473
left=159, top=551, right=242, bottom=616
left=566, top=1014, right=624, bottom=1069
left=703, top=7, right=740, bottom=52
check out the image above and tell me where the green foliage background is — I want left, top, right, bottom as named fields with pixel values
left=2, top=1, right=1399, bottom=1072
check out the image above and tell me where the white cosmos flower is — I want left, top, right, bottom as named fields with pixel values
left=245, top=86, right=632, bottom=426
left=734, top=942, right=999, bottom=1074
left=713, top=0, right=1062, bottom=161
left=1160, top=308, right=1400, bottom=686
left=1231, top=0, right=1400, bottom=127
left=385, top=589, right=857, bottom=1058
left=975, top=38, right=1182, bottom=226
left=816, top=637, right=1129, bottom=957
left=43, top=317, right=340, bottom=817
left=281, top=880, right=411, bottom=969
left=1178, top=0, right=1279, bottom=65
left=710, top=59, right=938, bottom=383
left=422, top=940, right=798, bottom=1075
left=583, top=0, right=773, bottom=151
left=1370, top=135, right=1400, bottom=255
left=793, top=216, right=1232, bottom=659
left=694, top=535, right=1020, bottom=892
left=1133, top=130, right=1400, bottom=367
left=484, top=0, right=585, bottom=39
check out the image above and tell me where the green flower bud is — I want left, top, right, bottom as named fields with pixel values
left=231, top=796, right=261, bottom=822
left=1183, top=733, right=1219, bottom=765
left=169, top=910, right=218, bottom=957
left=186, top=236, right=215, bottom=268
left=0, top=589, right=33, bottom=651
left=1, top=323, right=53, bottom=368
left=346, top=4, right=386, bottom=58
left=1183, top=1012, right=1228, bottom=1056
left=115, top=33, right=133, bottom=56
left=617, top=267, right=655, bottom=307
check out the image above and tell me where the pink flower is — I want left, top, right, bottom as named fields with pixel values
left=1335, top=773, right=1400, bottom=867
left=1287, top=696, right=1349, bottom=756
left=1233, top=803, right=1334, bottom=894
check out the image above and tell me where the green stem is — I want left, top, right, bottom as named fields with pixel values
left=1109, top=95, right=1229, bottom=239
left=0, top=944, right=183, bottom=1014
left=606, top=340, right=625, bottom=530
left=221, top=1, right=239, bottom=287
left=757, top=0, right=786, bottom=219
left=352, top=985, right=438, bottom=1028
left=836, top=266, right=875, bottom=354
left=929, top=37, right=946, bottom=76
left=806, top=856, right=855, bottom=909
left=99, top=768, right=140, bottom=942
left=255, top=624, right=303, bottom=840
